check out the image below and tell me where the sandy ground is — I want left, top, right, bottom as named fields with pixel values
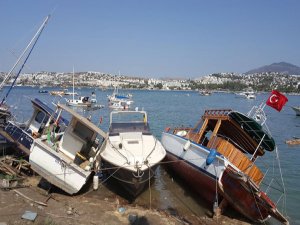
left=0, top=177, right=251, bottom=225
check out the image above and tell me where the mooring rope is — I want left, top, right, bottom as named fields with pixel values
left=249, top=180, right=267, bottom=225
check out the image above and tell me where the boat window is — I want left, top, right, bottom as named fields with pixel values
left=191, top=120, right=204, bottom=133
left=35, top=111, right=46, bottom=123
left=73, top=121, right=94, bottom=141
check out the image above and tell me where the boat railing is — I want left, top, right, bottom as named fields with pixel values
left=247, top=104, right=267, bottom=126
left=202, top=109, right=232, bottom=120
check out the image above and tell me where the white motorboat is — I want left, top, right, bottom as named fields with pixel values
left=100, top=110, right=166, bottom=197
left=66, top=95, right=92, bottom=107
left=29, top=103, right=107, bottom=194
left=238, top=88, right=256, bottom=99
left=108, top=100, right=130, bottom=110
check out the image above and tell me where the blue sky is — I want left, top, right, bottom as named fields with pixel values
left=0, top=0, right=299, bottom=78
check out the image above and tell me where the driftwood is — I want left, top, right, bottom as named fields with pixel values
left=0, top=156, right=32, bottom=176
left=0, top=161, right=17, bottom=176
left=13, top=189, right=47, bottom=207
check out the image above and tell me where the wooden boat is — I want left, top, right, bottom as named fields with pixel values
left=29, top=103, right=107, bottom=194
left=161, top=105, right=288, bottom=224
left=50, top=90, right=66, bottom=96
left=100, top=110, right=166, bottom=197
left=285, top=137, right=300, bottom=145
left=291, top=106, right=300, bottom=116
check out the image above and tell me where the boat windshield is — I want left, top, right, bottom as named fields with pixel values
left=109, top=111, right=150, bottom=135
left=110, top=111, right=147, bottom=124
left=109, top=122, right=150, bottom=135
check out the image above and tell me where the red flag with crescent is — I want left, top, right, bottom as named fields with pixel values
left=266, top=90, right=288, bottom=112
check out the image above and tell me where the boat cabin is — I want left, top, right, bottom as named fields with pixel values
left=55, top=104, right=107, bottom=164
left=27, top=99, right=68, bottom=137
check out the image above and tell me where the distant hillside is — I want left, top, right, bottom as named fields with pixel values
left=245, top=62, right=300, bottom=75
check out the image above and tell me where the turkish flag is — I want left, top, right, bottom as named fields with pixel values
left=266, top=90, right=288, bottom=112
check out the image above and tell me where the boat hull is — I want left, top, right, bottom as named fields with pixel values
left=2, top=121, right=33, bottom=155
left=292, top=106, right=300, bottom=116
left=30, top=139, right=92, bottom=194
left=164, top=152, right=219, bottom=203
left=161, top=132, right=288, bottom=224
left=161, top=132, right=226, bottom=203
left=66, top=101, right=92, bottom=107
left=220, top=168, right=288, bottom=224
left=102, top=160, right=157, bottom=197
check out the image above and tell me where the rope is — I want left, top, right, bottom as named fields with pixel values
left=80, top=163, right=126, bottom=197
left=108, top=139, right=129, bottom=164
left=213, top=164, right=219, bottom=222
left=249, top=180, right=267, bottom=225
left=148, top=163, right=152, bottom=210
left=274, top=146, right=288, bottom=216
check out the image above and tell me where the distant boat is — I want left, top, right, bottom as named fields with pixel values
left=107, top=87, right=134, bottom=110
left=285, top=137, right=300, bottom=145
left=50, top=90, right=66, bottom=96
left=108, top=100, right=130, bottom=110
left=291, top=106, right=300, bottom=116
left=199, top=90, right=212, bottom=96
left=236, top=89, right=256, bottom=99
left=100, top=110, right=166, bottom=197
left=38, top=90, right=48, bottom=94
left=66, top=69, right=98, bottom=107
left=66, top=96, right=92, bottom=107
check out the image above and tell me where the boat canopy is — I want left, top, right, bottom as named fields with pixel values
left=229, top=111, right=275, bottom=152
left=57, top=103, right=107, bottom=138
left=199, top=109, right=275, bottom=156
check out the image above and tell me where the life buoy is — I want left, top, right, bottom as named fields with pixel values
left=165, top=127, right=171, bottom=132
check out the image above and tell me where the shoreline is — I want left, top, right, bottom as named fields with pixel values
left=0, top=176, right=251, bottom=225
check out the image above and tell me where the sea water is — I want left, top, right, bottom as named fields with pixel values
left=3, top=86, right=300, bottom=224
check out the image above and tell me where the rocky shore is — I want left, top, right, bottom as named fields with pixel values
left=0, top=176, right=252, bottom=225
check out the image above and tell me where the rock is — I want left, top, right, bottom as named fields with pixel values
left=118, top=207, right=126, bottom=214
left=128, top=214, right=138, bottom=223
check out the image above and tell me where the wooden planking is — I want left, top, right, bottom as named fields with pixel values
left=209, top=137, right=263, bottom=186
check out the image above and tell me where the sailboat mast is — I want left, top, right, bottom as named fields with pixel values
left=0, top=15, right=50, bottom=91
left=72, top=67, right=75, bottom=101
